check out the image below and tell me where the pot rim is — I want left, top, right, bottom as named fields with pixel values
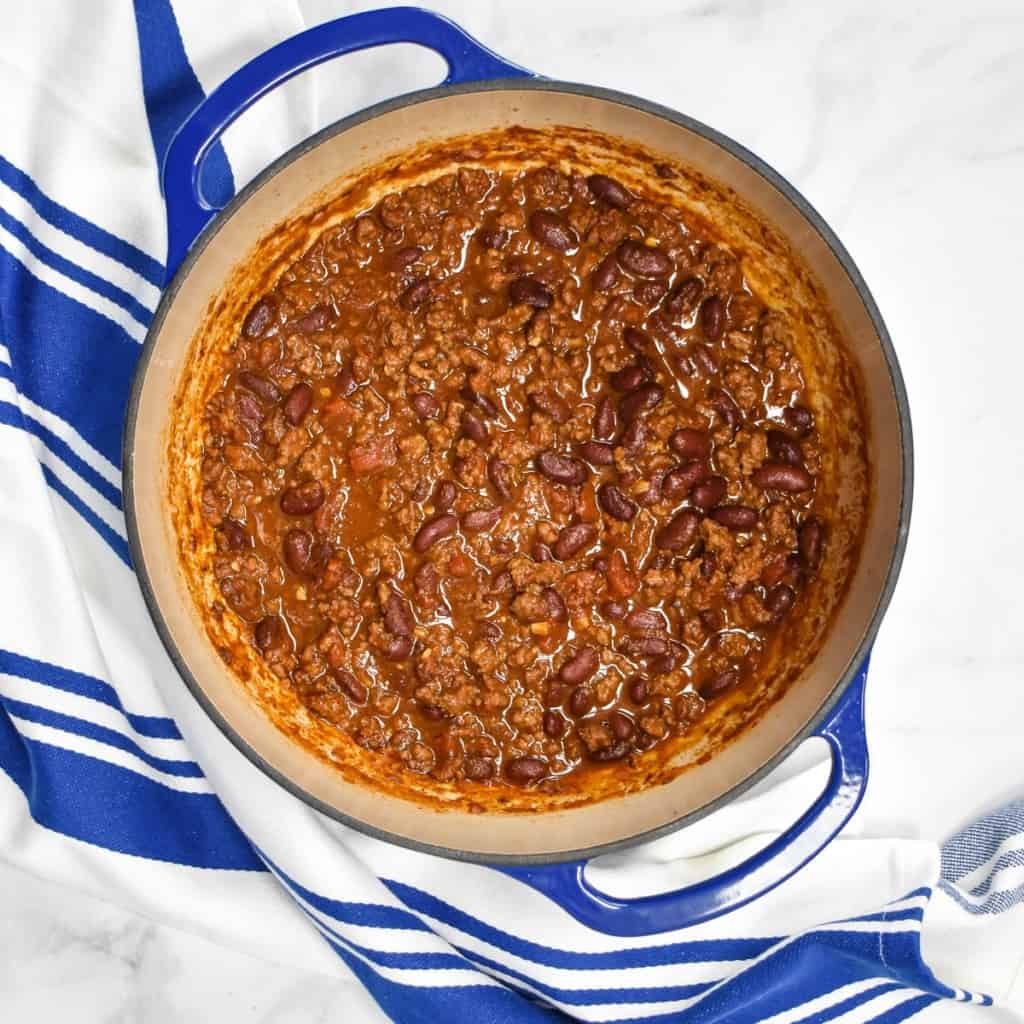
left=123, top=77, right=914, bottom=866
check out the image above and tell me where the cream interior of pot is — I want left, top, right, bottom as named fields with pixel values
left=128, top=87, right=905, bottom=859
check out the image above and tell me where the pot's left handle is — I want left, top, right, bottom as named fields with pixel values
left=162, top=6, right=534, bottom=280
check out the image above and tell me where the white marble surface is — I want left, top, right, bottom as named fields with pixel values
left=4, top=0, right=1024, bottom=1019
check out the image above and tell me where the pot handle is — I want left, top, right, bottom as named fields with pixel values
left=161, top=6, right=533, bottom=278
left=499, top=657, right=870, bottom=936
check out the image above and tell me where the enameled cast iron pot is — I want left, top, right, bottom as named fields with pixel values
left=123, top=7, right=913, bottom=935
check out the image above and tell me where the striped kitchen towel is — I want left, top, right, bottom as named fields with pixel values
left=0, top=2, right=1021, bottom=1021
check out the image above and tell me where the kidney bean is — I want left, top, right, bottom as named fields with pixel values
left=568, top=687, right=593, bottom=717
left=625, top=608, right=665, bottom=633
left=411, top=391, right=440, bottom=419
left=236, top=391, right=263, bottom=428
left=592, top=254, right=620, bottom=292
left=760, top=555, right=790, bottom=588
left=648, top=653, right=677, bottom=675
left=219, top=518, right=248, bottom=550
left=609, top=711, right=635, bottom=740
left=380, top=634, right=414, bottom=660
left=616, top=240, right=673, bottom=278
left=432, top=480, right=457, bottom=512
left=591, top=740, right=631, bottom=762
left=544, top=587, right=568, bottom=622
left=280, top=480, right=325, bottom=515
left=399, top=278, right=432, bottom=311
left=253, top=615, right=282, bottom=651
left=535, top=450, right=589, bottom=486
left=610, top=364, right=647, bottom=392
left=663, top=460, right=709, bottom=499
left=509, top=275, right=553, bottom=308
left=634, top=731, right=659, bottom=751
left=677, top=357, right=699, bottom=379
left=457, top=756, right=494, bottom=783
left=283, top=528, right=313, bottom=574
left=711, top=390, right=742, bottom=432
left=334, top=669, right=368, bottom=704
left=766, top=584, right=796, bottom=620
left=656, top=508, right=702, bottom=551
left=543, top=710, right=566, bottom=738
left=528, top=388, right=571, bottom=423
left=712, top=505, right=759, bottom=530
left=619, top=383, right=663, bottom=422
left=701, top=669, right=739, bottom=699
left=578, top=440, right=615, bottom=467
left=461, top=386, right=499, bottom=418
left=479, top=620, right=503, bottom=644
left=477, top=228, right=509, bottom=250
left=486, top=456, right=514, bottom=500
left=413, top=513, right=458, bottom=552
left=283, top=382, right=313, bottom=426
left=552, top=522, right=597, bottom=560
left=623, top=635, right=670, bottom=657
left=593, top=396, right=617, bottom=439
left=462, top=506, right=502, bottom=533
left=692, top=346, right=718, bottom=377
left=623, top=327, right=650, bottom=352
left=752, top=463, right=814, bottom=492
left=561, top=647, right=599, bottom=686
left=799, top=518, right=824, bottom=568
left=587, top=173, right=633, bottom=209
left=384, top=592, right=414, bottom=637
left=461, top=410, right=488, bottom=442
left=310, top=542, right=335, bottom=580
left=784, top=404, right=814, bottom=436
left=529, top=209, right=578, bottom=252
left=767, top=429, right=803, bottom=466
left=669, top=428, right=711, bottom=460
left=296, top=306, right=329, bottom=333
left=601, top=600, right=628, bottom=621
left=598, top=483, right=637, bottom=521
left=699, top=295, right=725, bottom=340
left=336, top=367, right=357, bottom=396
left=242, top=298, right=275, bottom=338
left=691, top=475, right=727, bottom=510
left=664, top=276, right=703, bottom=316
left=489, top=571, right=515, bottom=598
left=392, top=246, right=423, bottom=270
left=532, top=541, right=553, bottom=562
left=627, top=676, right=648, bottom=704
left=237, top=370, right=280, bottom=403
left=637, top=471, right=664, bottom=507
left=505, top=756, right=548, bottom=784
left=725, top=581, right=752, bottom=602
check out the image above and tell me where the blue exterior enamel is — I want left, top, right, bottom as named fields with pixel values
left=160, top=6, right=533, bottom=280
left=153, top=5, right=877, bottom=934
left=500, top=658, right=870, bottom=934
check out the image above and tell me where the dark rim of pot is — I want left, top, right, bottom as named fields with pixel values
left=123, top=78, right=914, bottom=867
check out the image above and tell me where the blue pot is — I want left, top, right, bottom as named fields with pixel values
left=124, top=7, right=913, bottom=936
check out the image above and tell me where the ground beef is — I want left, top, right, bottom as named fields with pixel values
left=199, top=164, right=828, bottom=791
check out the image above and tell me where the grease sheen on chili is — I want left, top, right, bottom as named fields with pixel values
left=201, top=163, right=827, bottom=789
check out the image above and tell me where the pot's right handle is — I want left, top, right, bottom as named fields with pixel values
left=501, top=657, right=871, bottom=936
left=161, top=6, right=534, bottom=279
